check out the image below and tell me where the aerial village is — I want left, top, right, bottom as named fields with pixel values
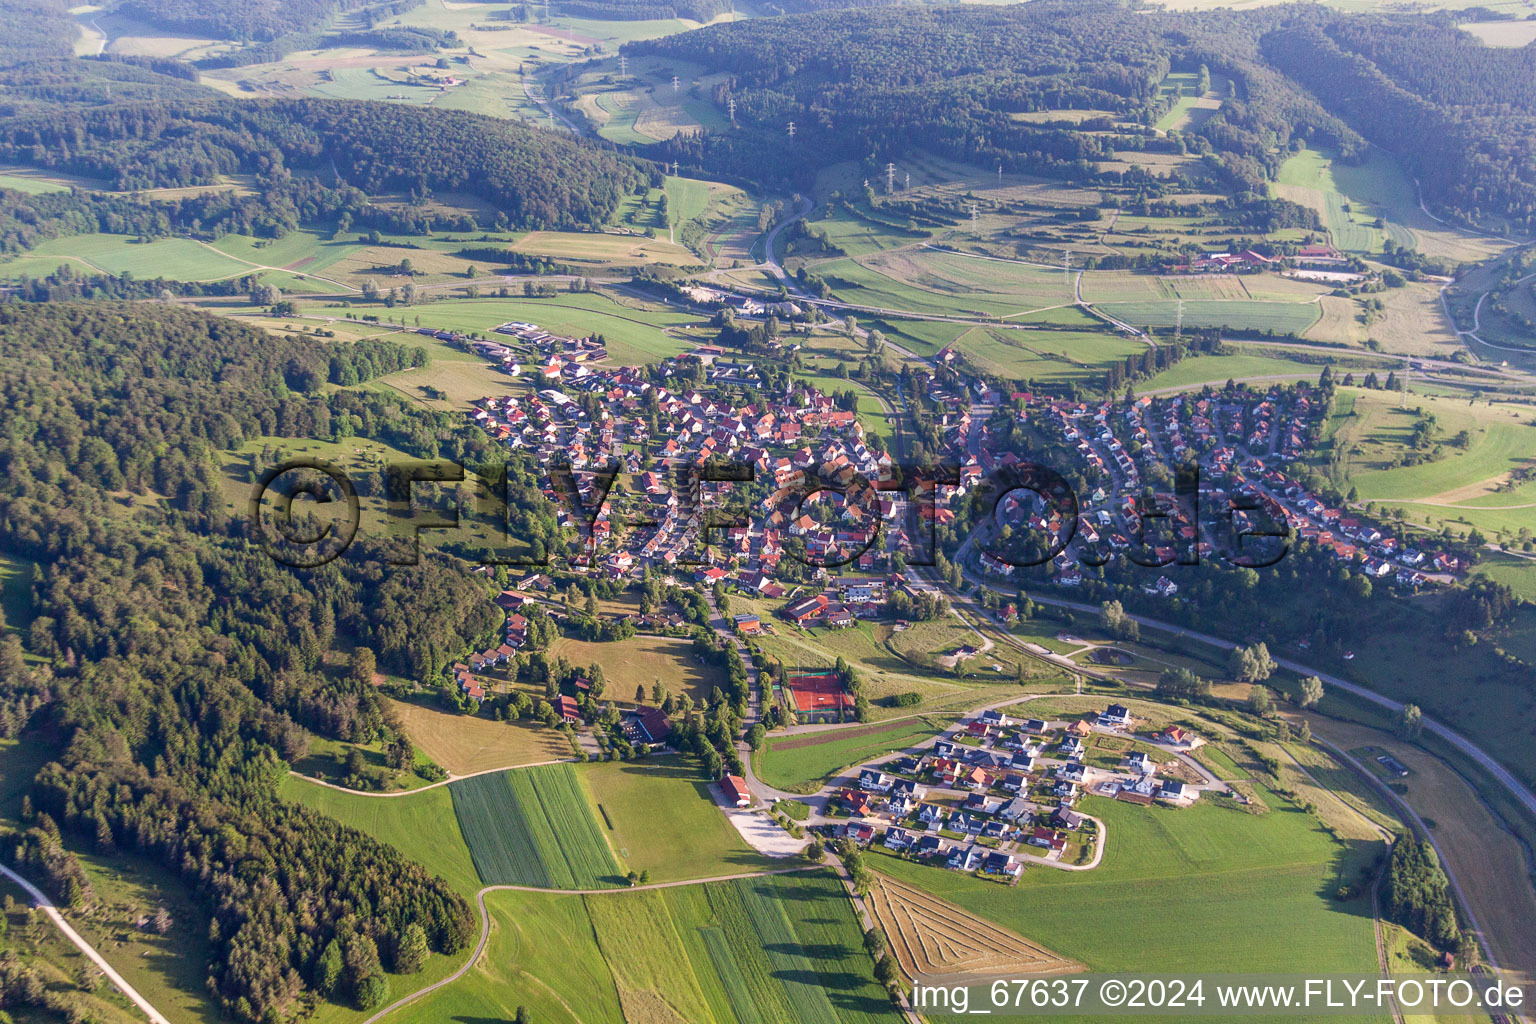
left=820, top=701, right=1220, bottom=881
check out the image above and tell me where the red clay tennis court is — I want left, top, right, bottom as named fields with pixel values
left=784, top=669, right=854, bottom=717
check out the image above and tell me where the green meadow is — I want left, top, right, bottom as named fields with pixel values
left=873, top=788, right=1382, bottom=976
left=279, top=775, right=481, bottom=897
left=754, top=715, right=957, bottom=793
left=451, top=764, right=624, bottom=889
left=386, top=870, right=897, bottom=1024
left=327, top=293, right=702, bottom=365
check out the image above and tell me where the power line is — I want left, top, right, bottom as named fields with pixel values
left=786, top=121, right=796, bottom=140
left=727, top=95, right=736, bottom=123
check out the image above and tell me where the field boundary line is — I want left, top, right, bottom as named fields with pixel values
left=360, top=865, right=822, bottom=1024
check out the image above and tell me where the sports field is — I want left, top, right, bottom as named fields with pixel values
left=783, top=667, right=855, bottom=717
left=385, top=870, right=896, bottom=1024
left=450, top=764, right=624, bottom=888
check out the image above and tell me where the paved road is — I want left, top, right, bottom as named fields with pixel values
left=1006, top=590, right=1536, bottom=822
left=0, top=862, right=173, bottom=1024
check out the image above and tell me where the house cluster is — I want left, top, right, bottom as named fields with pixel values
left=835, top=706, right=1204, bottom=884
left=963, top=385, right=1461, bottom=591
left=1173, top=244, right=1349, bottom=276
left=447, top=587, right=545, bottom=707
left=833, top=705, right=1210, bottom=879
left=467, top=349, right=905, bottom=585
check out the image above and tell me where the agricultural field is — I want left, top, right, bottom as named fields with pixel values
left=511, top=229, right=700, bottom=267
left=1462, top=19, right=1536, bottom=45
left=583, top=758, right=775, bottom=882
left=322, top=292, right=703, bottom=368
left=800, top=203, right=935, bottom=259
left=1, top=234, right=253, bottom=282
left=753, top=715, right=959, bottom=793
left=823, top=248, right=1076, bottom=319
left=1307, top=717, right=1536, bottom=986
left=872, top=783, right=1381, bottom=978
left=1140, top=352, right=1336, bottom=392
left=1274, top=145, right=1507, bottom=263
left=278, top=774, right=482, bottom=897
left=1320, top=388, right=1536, bottom=535
left=547, top=634, right=728, bottom=705
left=450, top=764, right=624, bottom=888
left=386, top=696, right=572, bottom=775
left=567, top=54, right=729, bottom=145
left=385, top=870, right=895, bottom=1024
left=1153, top=71, right=1225, bottom=133
left=944, top=325, right=1147, bottom=382
left=867, top=873, right=1080, bottom=982
left=1094, top=298, right=1324, bottom=335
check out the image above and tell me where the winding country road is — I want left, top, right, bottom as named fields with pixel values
left=360, top=866, right=820, bottom=1024
left=0, top=863, right=173, bottom=1024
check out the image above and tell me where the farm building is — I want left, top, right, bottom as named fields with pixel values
left=720, top=775, right=752, bottom=808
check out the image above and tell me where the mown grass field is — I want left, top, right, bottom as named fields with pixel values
left=873, top=785, right=1381, bottom=977
left=1096, top=298, right=1323, bottom=334
left=754, top=715, right=958, bottom=792
left=744, top=603, right=1047, bottom=714
left=387, top=696, right=571, bottom=775
left=1141, top=352, right=1333, bottom=391
left=451, top=764, right=623, bottom=888
left=3, top=234, right=252, bottom=281
left=947, top=325, right=1146, bottom=382
left=387, top=869, right=896, bottom=1024
left=511, top=229, right=699, bottom=266
left=548, top=634, right=728, bottom=705
left=279, top=774, right=482, bottom=897
left=0, top=552, right=34, bottom=631
left=1322, top=389, right=1536, bottom=534
left=333, top=293, right=701, bottom=366
left=584, top=758, right=775, bottom=881
left=819, top=250, right=1073, bottom=319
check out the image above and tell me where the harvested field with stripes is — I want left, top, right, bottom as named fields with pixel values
left=867, top=873, right=1081, bottom=983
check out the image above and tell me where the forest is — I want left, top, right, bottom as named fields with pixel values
left=0, top=99, right=654, bottom=230
left=115, top=0, right=410, bottom=43
left=633, top=0, right=1532, bottom=231
left=0, top=302, right=568, bottom=1019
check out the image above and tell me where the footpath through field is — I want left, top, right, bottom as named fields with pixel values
left=0, top=862, right=174, bottom=1024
